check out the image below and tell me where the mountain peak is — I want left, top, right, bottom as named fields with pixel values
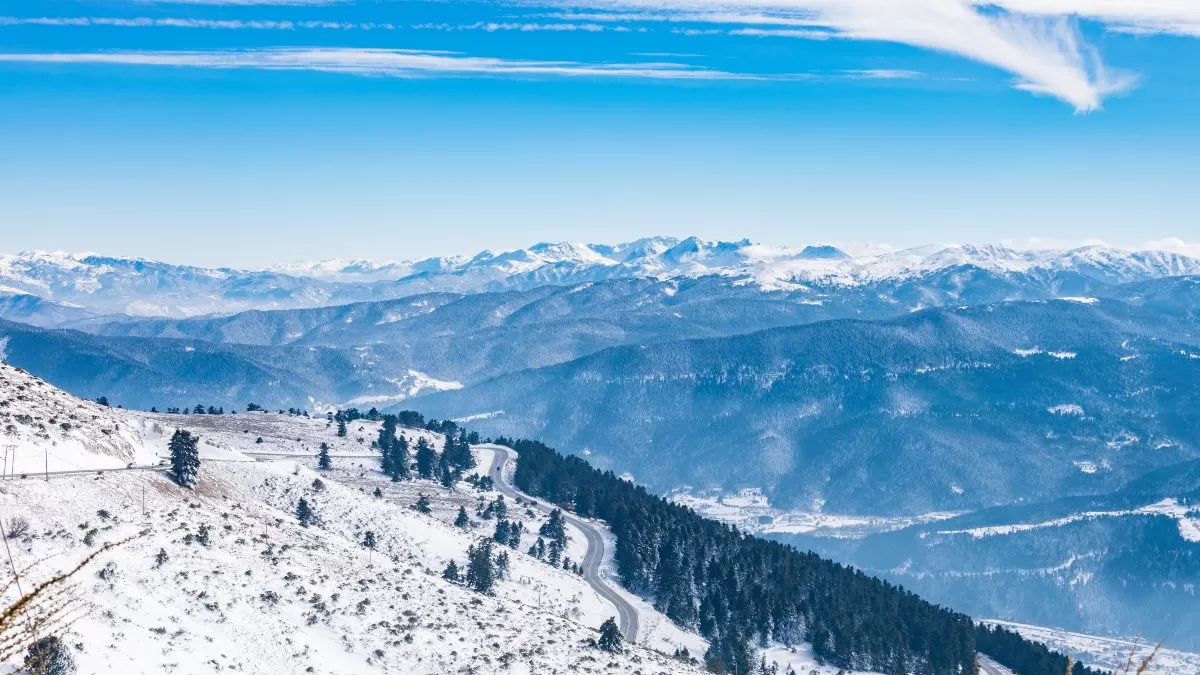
left=799, top=245, right=850, bottom=260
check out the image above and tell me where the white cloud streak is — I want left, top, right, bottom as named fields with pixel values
left=8, top=1, right=1200, bottom=110
left=410, top=21, right=636, bottom=33
left=986, top=1, right=1200, bottom=38
left=0, top=47, right=760, bottom=80
left=544, top=1, right=1165, bottom=112
left=841, top=68, right=924, bottom=79
left=1145, top=237, right=1200, bottom=258
left=0, top=16, right=395, bottom=30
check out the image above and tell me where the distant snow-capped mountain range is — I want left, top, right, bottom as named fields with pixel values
left=2, top=237, right=1199, bottom=318
left=271, top=237, right=1200, bottom=286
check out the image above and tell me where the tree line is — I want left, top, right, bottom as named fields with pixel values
left=504, top=438, right=1110, bottom=675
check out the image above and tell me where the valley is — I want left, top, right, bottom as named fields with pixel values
left=3, top=239, right=1200, bottom=673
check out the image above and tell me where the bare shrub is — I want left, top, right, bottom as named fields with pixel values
left=4, top=518, right=31, bottom=540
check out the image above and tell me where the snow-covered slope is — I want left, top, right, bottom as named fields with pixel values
left=2, top=364, right=879, bottom=674
left=0, top=362, right=163, bottom=475
left=5, top=239, right=1199, bottom=319
left=987, top=622, right=1200, bottom=675
left=0, top=365, right=713, bottom=674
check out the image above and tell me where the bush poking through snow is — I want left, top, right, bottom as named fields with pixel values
left=4, top=517, right=31, bottom=540
left=24, top=635, right=76, bottom=675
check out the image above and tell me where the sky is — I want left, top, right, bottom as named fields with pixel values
left=1, top=0, right=1198, bottom=267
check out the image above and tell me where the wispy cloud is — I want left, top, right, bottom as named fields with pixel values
left=1146, top=237, right=1200, bottom=258
left=9, top=1, right=1199, bottom=110
left=544, top=2, right=1155, bottom=112
left=0, top=16, right=395, bottom=30
left=988, top=1, right=1200, bottom=38
left=728, top=27, right=834, bottom=39
left=134, top=0, right=344, bottom=4
left=841, top=68, right=924, bottom=80
left=0, top=47, right=761, bottom=80
left=410, top=21, right=635, bottom=33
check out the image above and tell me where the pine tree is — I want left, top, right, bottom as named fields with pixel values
left=496, top=550, right=510, bottom=580
left=465, top=538, right=497, bottom=594
left=507, top=521, right=523, bottom=549
left=337, top=419, right=347, bottom=437
left=529, top=537, right=546, bottom=560
left=297, top=497, right=314, bottom=527
left=377, top=416, right=396, bottom=476
left=493, top=519, right=511, bottom=545
left=454, top=506, right=470, bottom=528
left=442, top=559, right=461, bottom=583
left=439, top=465, right=458, bottom=488
left=414, top=493, right=432, bottom=514
left=24, top=636, right=76, bottom=675
left=539, top=509, right=567, bottom=547
left=317, top=442, right=332, bottom=470
left=416, top=437, right=437, bottom=479
left=168, top=429, right=200, bottom=488
left=154, top=548, right=169, bottom=568
left=391, top=433, right=410, bottom=481
left=373, top=487, right=383, bottom=498
left=363, top=530, right=377, bottom=562
left=597, top=617, right=623, bottom=653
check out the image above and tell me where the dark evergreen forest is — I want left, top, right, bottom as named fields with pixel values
left=503, top=437, right=1110, bottom=675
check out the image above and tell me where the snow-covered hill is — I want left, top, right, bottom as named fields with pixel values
left=5, top=239, right=1199, bottom=319
left=0, top=363, right=876, bottom=674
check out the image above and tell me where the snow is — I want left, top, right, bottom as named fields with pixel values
left=937, top=499, right=1200, bottom=542
left=1014, top=347, right=1077, bottom=359
left=669, top=488, right=960, bottom=538
left=986, top=621, right=1200, bottom=675
left=0, top=364, right=708, bottom=674
left=452, top=410, right=505, bottom=423
left=762, top=642, right=884, bottom=675
left=1048, top=404, right=1085, bottom=416
left=6, top=240, right=1200, bottom=317
left=343, top=370, right=463, bottom=406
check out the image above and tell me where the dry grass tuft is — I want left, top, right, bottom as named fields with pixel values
left=0, top=534, right=140, bottom=663
left=1111, top=638, right=1160, bottom=675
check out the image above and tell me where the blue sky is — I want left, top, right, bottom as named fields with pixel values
left=1, top=0, right=1199, bottom=267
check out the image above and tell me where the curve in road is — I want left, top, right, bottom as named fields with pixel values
left=485, top=444, right=641, bottom=643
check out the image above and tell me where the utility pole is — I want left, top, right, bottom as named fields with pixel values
left=44, top=449, right=48, bottom=481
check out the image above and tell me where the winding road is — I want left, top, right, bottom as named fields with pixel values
left=977, top=655, right=1017, bottom=675
left=484, top=444, right=640, bottom=643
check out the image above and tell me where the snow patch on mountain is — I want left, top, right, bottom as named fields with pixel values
left=986, top=621, right=1200, bottom=675
left=7, top=238, right=1200, bottom=319
left=936, top=499, right=1200, bottom=542
left=343, top=370, right=463, bottom=407
left=1048, top=404, right=1085, bottom=416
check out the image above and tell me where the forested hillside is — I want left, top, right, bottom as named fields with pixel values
left=422, top=299, right=1200, bottom=514
left=505, top=438, right=1110, bottom=675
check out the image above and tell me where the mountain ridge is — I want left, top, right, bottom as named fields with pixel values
left=5, top=239, right=1199, bottom=319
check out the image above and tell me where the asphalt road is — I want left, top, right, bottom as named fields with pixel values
left=0, top=463, right=166, bottom=479
left=484, top=444, right=640, bottom=643
left=978, top=655, right=1017, bottom=675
